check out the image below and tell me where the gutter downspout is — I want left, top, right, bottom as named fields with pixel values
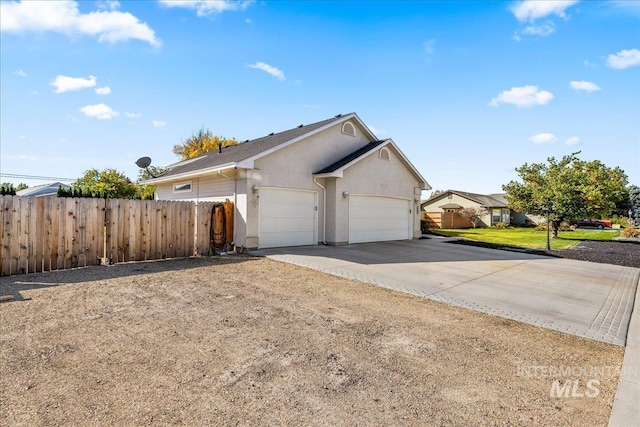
left=313, top=177, right=327, bottom=245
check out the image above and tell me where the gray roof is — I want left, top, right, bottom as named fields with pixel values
left=158, top=114, right=351, bottom=179
left=314, top=140, right=386, bottom=174
left=423, top=190, right=508, bottom=208
left=16, top=182, right=71, bottom=197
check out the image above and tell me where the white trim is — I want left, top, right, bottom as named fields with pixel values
left=141, top=163, right=237, bottom=185
left=341, top=121, right=356, bottom=136
left=379, top=147, right=390, bottom=160
left=173, top=181, right=193, bottom=193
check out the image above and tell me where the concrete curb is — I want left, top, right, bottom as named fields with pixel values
left=609, top=275, right=640, bottom=426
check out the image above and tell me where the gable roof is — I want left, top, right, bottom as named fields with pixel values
left=422, top=189, right=508, bottom=208
left=314, top=140, right=387, bottom=174
left=145, top=113, right=375, bottom=183
left=313, top=139, right=430, bottom=189
left=16, top=182, right=70, bottom=197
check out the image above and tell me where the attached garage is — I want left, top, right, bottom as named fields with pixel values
left=259, top=188, right=317, bottom=248
left=348, top=195, right=411, bottom=244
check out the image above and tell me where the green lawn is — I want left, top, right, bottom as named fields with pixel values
left=433, top=227, right=620, bottom=250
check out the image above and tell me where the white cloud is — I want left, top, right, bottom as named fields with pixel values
left=569, top=80, right=601, bottom=92
left=529, top=133, right=558, bottom=144
left=583, top=60, right=597, bottom=68
left=565, top=136, right=580, bottom=145
left=152, top=120, right=166, bottom=127
left=522, top=22, right=555, bottom=36
left=245, top=18, right=252, bottom=24
left=511, top=0, right=579, bottom=22
left=248, top=62, right=286, bottom=81
left=50, top=75, right=97, bottom=93
left=0, top=0, right=160, bottom=47
left=95, top=86, right=111, bottom=95
left=606, top=48, right=640, bottom=69
left=29, top=90, right=38, bottom=96
left=14, top=69, right=27, bottom=77
left=79, top=103, right=119, bottom=119
left=423, top=39, right=436, bottom=55
left=489, top=85, right=554, bottom=107
left=97, top=0, right=120, bottom=11
left=125, top=111, right=142, bottom=118
left=158, top=0, right=253, bottom=17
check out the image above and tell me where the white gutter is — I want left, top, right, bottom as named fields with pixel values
left=313, top=177, right=327, bottom=245
left=141, top=163, right=237, bottom=185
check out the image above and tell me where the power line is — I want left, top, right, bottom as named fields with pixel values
left=0, top=173, right=75, bottom=182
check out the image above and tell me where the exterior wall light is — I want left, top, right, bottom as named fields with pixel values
left=252, top=185, right=259, bottom=193
left=342, top=191, right=349, bottom=198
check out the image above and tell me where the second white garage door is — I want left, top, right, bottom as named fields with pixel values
left=349, top=195, right=410, bottom=244
left=259, top=188, right=317, bottom=248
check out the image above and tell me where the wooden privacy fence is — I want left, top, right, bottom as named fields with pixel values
left=0, top=196, right=226, bottom=276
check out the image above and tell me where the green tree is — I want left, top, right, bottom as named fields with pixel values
left=172, top=128, right=237, bottom=160
left=0, top=182, right=17, bottom=196
left=503, top=153, right=628, bottom=238
left=136, top=166, right=168, bottom=200
left=73, top=168, right=138, bottom=199
left=16, top=183, right=28, bottom=191
left=629, top=185, right=640, bottom=224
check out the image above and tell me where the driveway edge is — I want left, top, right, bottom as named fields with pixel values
left=609, top=275, right=640, bottom=426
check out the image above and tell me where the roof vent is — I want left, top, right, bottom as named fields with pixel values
left=218, top=141, right=222, bottom=153
left=298, top=124, right=303, bottom=128
left=269, top=132, right=274, bottom=136
left=335, top=114, right=342, bottom=118
left=244, top=139, right=249, bottom=143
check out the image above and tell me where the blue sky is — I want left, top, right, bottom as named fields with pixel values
left=1, top=0, right=639, bottom=196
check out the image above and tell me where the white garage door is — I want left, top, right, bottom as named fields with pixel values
left=349, top=196, right=410, bottom=244
left=259, top=188, right=317, bottom=248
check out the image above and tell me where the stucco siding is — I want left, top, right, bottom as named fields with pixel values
left=155, top=175, right=235, bottom=202
left=335, top=145, right=421, bottom=242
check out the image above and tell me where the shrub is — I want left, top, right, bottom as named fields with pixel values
left=495, top=222, right=508, bottom=229
left=420, top=219, right=430, bottom=233
left=621, top=227, right=639, bottom=238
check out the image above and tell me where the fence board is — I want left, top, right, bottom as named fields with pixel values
left=0, top=196, right=215, bottom=276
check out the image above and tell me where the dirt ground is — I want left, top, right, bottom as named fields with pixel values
left=0, top=256, right=624, bottom=426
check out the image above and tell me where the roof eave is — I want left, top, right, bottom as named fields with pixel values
left=141, top=163, right=237, bottom=184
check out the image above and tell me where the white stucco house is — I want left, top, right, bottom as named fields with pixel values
left=144, top=113, right=430, bottom=249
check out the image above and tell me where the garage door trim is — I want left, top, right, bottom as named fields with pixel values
left=258, top=187, right=318, bottom=249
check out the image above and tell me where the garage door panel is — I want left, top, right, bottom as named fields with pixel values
left=259, top=188, right=316, bottom=248
left=349, top=196, right=410, bottom=244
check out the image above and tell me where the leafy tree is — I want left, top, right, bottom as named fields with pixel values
left=172, top=128, right=237, bottom=160
left=136, top=166, right=168, bottom=200
left=72, top=168, right=138, bottom=199
left=0, top=182, right=17, bottom=195
left=629, top=185, right=640, bottom=225
left=503, top=153, right=628, bottom=238
left=16, top=183, right=28, bottom=191
left=458, top=207, right=488, bottom=228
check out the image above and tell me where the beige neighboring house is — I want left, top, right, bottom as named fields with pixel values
left=421, top=189, right=539, bottom=229
left=144, top=113, right=430, bottom=249
left=16, top=182, right=71, bottom=198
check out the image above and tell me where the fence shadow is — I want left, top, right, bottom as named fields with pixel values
left=0, top=255, right=256, bottom=303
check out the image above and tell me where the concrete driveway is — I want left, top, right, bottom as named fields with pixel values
left=253, top=236, right=639, bottom=346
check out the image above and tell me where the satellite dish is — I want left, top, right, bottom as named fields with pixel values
left=135, top=156, right=152, bottom=169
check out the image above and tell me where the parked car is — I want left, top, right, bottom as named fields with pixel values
left=572, top=219, right=612, bottom=230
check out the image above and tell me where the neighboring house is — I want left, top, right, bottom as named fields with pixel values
left=421, top=189, right=539, bottom=229
left=16, top=182, right=71, bottom=198
left=144, top=113, right=430, bottom=249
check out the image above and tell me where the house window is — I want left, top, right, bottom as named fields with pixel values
left=173, top=181, right=192, bottom=193
left=341, top=121, right=356, bottom=137
left=445, top=208, right=456, bottom=213
left=492, top=208, right=501, bottom=224
left=379, top=147, right=390, bottom=160
left=502, top=209, right=510, bottom=224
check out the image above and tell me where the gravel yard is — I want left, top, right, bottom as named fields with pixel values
left=0, top=256, right=625, bottom=426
